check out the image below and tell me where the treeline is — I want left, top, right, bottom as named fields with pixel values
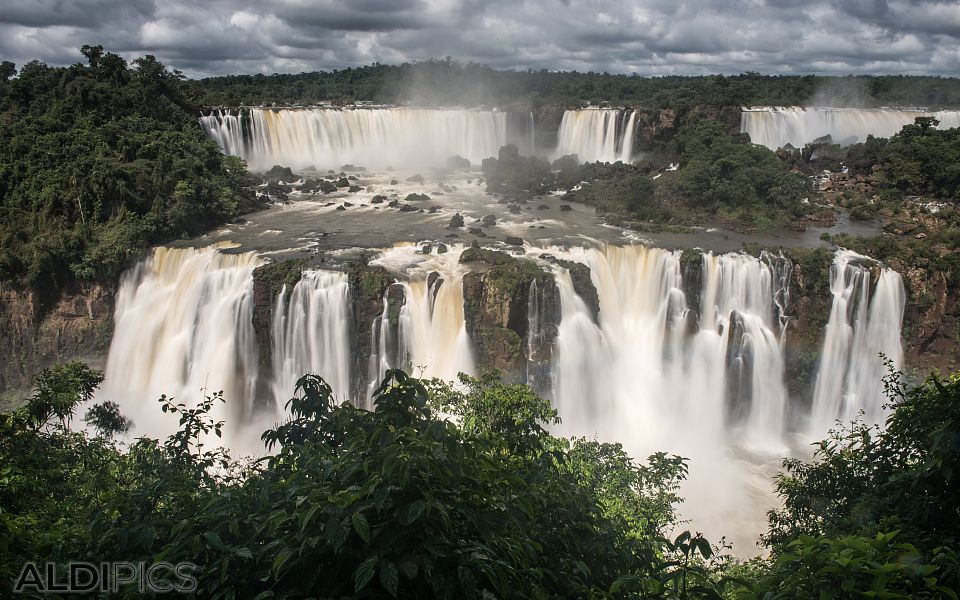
left=0, top=47, right=260, bottom=297
left=191, top=58, right=960, bottom=110
left=1, top=363, right=958, bottom=597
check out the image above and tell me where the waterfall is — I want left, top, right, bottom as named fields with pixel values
left=101, top=244, right=261, bottom=444
left=741, top=106, right=960, bottom=150
left=553, top=108, right=637, bottom=163
left=199, top=107, right=534, bottom=171
left=271, top=270, right=352, bottom=406
left=810, top=250, right=906, bottom=434
left=371, top=244, right=475, bottom=383
left=546, top=245, right=791, bottom=451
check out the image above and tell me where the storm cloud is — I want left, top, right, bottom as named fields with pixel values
left=1, top=0, right=958, bottom=77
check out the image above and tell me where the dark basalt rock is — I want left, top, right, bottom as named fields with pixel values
left=319, top=180, right=338, bottom=194
left=399, top=204, right=417, bottom=212
left=481, top=214, right=497, bottom=227
left=251, top=259, right=306, bottom=410
left=336, top=178, right=350, bottom=188
left=460, top=249, right=555, bottom=383
left=559, top=204, right=573, bottom=211
left=263, top=164, right=295, bottom=183
left=446, top=155, right=471, bottom=169
left=347, top=261, right=397, bottom=402
left=405, top=193, right=431, bottom=202
left=449, top=213, right=465, bottom=228
left=371, top=195, right=387, bottom=204
left=504, top=236, right=524, bottom=246
left=348, top=185, right=362, bottom=193
left=336, top=205, right=347, bottom=211
left=437, top=243, right=448, bottom=254
left=724, top=310, right=752, bottom=427
left=388, top=199, right=400, bottom=207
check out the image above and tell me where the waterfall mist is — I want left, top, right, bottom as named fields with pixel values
left=200, top=107, right=534, bottom=171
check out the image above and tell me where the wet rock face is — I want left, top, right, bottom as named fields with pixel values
left=554, top=259, right=600, bottom=323
left=348, top=261, right=396, bottom=399
left=0, top=283, right=114, bottom=408
left=459, top=248, right=557, bottom=383
left=251, top=259, right=306, bottom=410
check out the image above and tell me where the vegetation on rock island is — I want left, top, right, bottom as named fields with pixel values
left=2, top=362, right=958, bottom=598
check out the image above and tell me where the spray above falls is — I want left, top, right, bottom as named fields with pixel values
left=741, top=106, right=960, bottom=150
left=200, top=107, right=535, bottom=171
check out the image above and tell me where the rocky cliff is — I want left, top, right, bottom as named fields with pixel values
left=0, top=284, right=113, bottom=409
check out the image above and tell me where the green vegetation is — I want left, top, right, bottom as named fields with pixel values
left=0, top=46, right=260, bottom=297
left=672, top=117, right=814, bottom=227
left=2, top=362, right=958, bottom=597
left=190, top=60, right=960, bottom=110
left=482, top=117, right=813, bottom=230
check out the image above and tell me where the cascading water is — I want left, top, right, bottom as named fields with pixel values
left=741, top=106, right=960, bottom=150
left=542, top=245, right=800, bottom=551
left=101, top=244, right=261, bottom=445
left=99, top=239, right=904, bottom=553
left=271, top=270, right=352, bottom=407
left=199, top=107, right=535, bottom=171
left=810, top=250, right=906, bottom=434
left=370, top=244, right=475, bottom=383
left=553, top=108, right=637, bottom=163
left=546, top=246, right=792, bottom=452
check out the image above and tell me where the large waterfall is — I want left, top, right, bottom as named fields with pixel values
left=547, top=245, right=792, bottom=452
left=810, top=250, right=906, bottom=433
left=101, top=244, right=261, bottom=445
left=741, top=106, right=960, bottom=150
left=553, top=108, right=637, bottom=163
left=271, top=270, right=352, bottom=406
left=101, top=242, right=904, bottom=552
left=200, top=107, right=535, bottom=171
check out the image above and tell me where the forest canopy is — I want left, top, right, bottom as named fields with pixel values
left=0, top=47, right=260, bottom=296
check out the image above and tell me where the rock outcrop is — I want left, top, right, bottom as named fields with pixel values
left=0, top=284, right=113, bottom=409
left=459, top=248, right=556, bottom=383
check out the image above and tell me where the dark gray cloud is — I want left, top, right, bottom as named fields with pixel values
left=0, top=0, right=958, bottom=76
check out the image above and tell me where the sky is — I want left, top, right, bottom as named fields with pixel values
left=1, top=0, right=959, bottom=78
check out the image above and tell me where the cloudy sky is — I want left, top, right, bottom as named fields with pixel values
left=1, top=0, right=959, bottom=78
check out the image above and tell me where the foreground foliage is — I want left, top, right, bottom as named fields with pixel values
left=1, top=364, right=958, bottom=598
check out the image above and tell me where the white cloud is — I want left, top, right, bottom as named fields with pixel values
left=0, top=0, right=956, bottom=76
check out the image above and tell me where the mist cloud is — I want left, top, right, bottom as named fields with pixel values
left=0, top=0, right=958, bottom=77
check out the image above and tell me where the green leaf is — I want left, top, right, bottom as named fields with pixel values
left=379, top=562, right=399, bottom=597
left=406, top=500, right=426, bottom=524
left=355, top=557, right=377, bottom=593
left=203, top=531, right=228, bottom=552
left=352, top=512, right=371, bottom=544
left=398, top=557, right=419, bottom=580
